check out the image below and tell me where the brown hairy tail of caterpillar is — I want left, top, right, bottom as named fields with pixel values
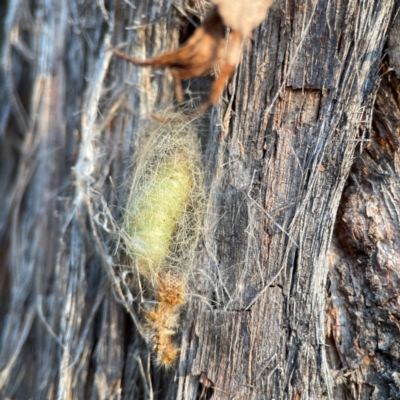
left=144, top=271, right=185, bottom=366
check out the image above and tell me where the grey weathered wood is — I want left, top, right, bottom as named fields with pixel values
left=172, top=1, right=398, bottom=399
left=0, top=0, right=179, bottom=398
left=1, top=0, right=400, bottom=399
left=388, top=10, right=400, bottom=78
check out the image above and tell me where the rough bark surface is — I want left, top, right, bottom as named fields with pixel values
left=0, top=0, right=179, bottom=398
left=172, top=2, right=397, bottom=399
left=388, top=10, right=400, bottom=78
left=327, top=67, right=400, bottom=400
left=0, top=1, right=399, bottom=400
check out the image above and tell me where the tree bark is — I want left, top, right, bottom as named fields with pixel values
left=326, top=64, right=400, bottom=399
left=0, top=0, right=179, bottom=398
left=0, top=1, right=400, bottom=400
left=173, top=2, right=399, bottom=399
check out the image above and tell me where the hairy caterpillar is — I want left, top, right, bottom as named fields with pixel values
left=121, top=119, right=204, bottom=367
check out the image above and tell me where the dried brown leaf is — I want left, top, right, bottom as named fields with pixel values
left=115, top=6, right=243, bottom=116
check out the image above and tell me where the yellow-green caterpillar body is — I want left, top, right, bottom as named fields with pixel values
left=122, top=120, right=204, bottom=367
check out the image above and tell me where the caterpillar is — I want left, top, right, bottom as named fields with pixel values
left=121, top=119, right=204, bottom=367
